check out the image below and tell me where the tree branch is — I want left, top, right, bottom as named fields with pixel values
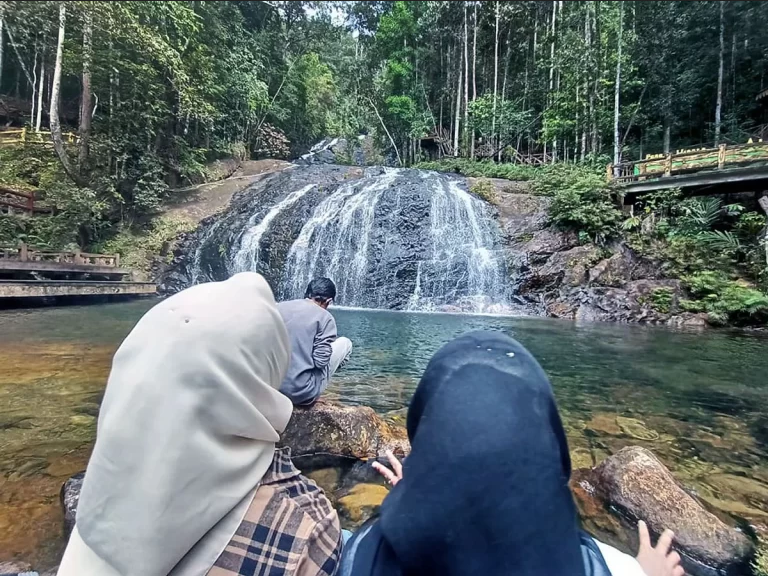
left=367, top=96, right=402, bottom=167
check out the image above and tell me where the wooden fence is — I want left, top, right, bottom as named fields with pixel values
left=0, top=186, right=50, bottom=215
left=0, top=243, right=120, bottom=268
left=608, top=140, right=768, bottom=184
left=0, top=128, right=79, bottom=147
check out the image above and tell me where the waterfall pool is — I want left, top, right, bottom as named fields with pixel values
left=1, top=300, right=768, bottom=568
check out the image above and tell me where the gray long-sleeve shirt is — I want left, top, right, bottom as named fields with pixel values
left=277, top=299, right=337, bottom=405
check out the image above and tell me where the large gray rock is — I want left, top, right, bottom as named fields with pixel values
left=591, top=447, right=754, bottom=576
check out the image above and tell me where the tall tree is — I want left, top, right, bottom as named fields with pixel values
left=0, top=2, right=5, bottom=94
left=715, top=0, right=725, bottom=145
left=613, top=1, right=624, bottom=175
left=463, top=3, right=470, bottom=156
left=78, top=7, right=93, bottom=168
left=491, top=1, right=499, bottom=155
left=50, top=2, right=84, bottom=186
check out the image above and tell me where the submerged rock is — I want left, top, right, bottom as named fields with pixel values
left=592, top=446, right=754, bottom=576
left=337, top=483, right=390, bottom=528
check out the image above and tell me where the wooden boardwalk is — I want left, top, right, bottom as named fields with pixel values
left=608, top=141, right=768, bottom=198
left=0, top=244, right=155, bottom=301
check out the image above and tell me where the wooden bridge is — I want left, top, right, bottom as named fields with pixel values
left=0, top=243, right=155, bottom=301
left=608, top=140, right=768, bottom=199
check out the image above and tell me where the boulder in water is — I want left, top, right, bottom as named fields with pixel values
left=280, top=401, right=410, bottom=465
left=591, top=446, right=754, bottom=576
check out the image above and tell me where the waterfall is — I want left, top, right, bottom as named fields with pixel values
left=281, top=168, right=509, bottom=313
left=173, top=164, right=512, bottom=313
left=232, top=184, right=316, bottom=273
left=282, top=169, right=398, bottom=301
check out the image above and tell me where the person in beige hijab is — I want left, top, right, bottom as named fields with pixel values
left=58, top=272, right=343, bottom=576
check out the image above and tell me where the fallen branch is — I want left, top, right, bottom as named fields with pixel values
left=367, top=97, right=402, bottom=167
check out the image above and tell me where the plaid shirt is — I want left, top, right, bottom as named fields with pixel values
left=208, top=447, right=342, bottom=576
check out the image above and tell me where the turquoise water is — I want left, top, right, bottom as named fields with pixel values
left=1, top=301, right=767, bottom=568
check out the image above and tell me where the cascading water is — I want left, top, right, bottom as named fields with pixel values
left=232, top=184, right=316, bottom=273
left=166, top=164, right=514, bottom=314
left=280, top=168, right=510, bottom=313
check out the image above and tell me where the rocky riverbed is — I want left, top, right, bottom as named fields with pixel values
left=57, top=402, right=758, bottom=576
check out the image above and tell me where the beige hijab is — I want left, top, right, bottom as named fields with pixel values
left=58, top=272, right=293, bottom=576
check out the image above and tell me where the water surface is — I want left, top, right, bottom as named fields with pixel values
left=1, top=302, right=767, bottom=568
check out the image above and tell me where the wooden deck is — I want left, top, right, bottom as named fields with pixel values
left=608, top=141, right=768, bottom=198
left=0, top=280, right=156, bottom=299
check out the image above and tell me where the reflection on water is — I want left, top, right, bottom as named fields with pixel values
left=1, top=302, right=768, bottom=568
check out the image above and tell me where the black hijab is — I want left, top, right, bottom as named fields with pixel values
left=343, top=330, right=588, bottom=576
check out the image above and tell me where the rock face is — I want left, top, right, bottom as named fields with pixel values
left=588, top=447, right=754, bottom=576
left=160, top=164, right=512, bottom=313
left=495, top=186, right=698, bottom=324
left=281, top=401, right=410, bottom=464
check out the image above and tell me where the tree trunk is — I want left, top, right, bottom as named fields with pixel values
left=50, top=3, right=85, bottom=187
left=30, top=45, right=38, bottom=127
left=472, top=2, right=477, bottom=102
left=591, top=2, right=600, bottom=154
left=35, top=55, right=44, bottom=131
left=492, top=1, right=499, bottom=158
left=714, top=0, right=724, bottom=145
left=0, top=6, right=4, bottom=92
left=463, top=4, right=470, bottom=157
left=454, top=61, right=462, bottom=157
left=79, top=8, right=93, bottom=168
left=613, top=1, right=624, bottom=177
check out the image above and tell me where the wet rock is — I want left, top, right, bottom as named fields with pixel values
left=594, top=446, right=754, bottom=575
left=337, top=483, right=389, bottom=528
left=0, top=561, right=33, bottom=573
left=494, top=193, right=551, bottom=239
left=280, top=401, right=410, bottom=466
left=667, top=312, right=709, bottom=329
left=616, top=416, right=660, bottom=441
left=520, top=245, right=601, bottom=293
left=61, top=472, right=84, bottom=536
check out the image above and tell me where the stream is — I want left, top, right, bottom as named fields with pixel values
left=1, top=300, right=768, bottom=569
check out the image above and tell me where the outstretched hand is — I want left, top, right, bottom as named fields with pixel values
left=372, top=450, right=403, bottom=486
left=636, top=520, right=685, bottom=576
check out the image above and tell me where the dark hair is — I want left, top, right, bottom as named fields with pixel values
left=304, top=277, right=336, bottom=302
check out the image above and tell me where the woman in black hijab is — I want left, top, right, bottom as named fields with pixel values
left=341, top=331, right=683, bottom=576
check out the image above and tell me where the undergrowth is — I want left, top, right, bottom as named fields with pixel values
left=469, top=178, right=498, bottom=204
left=97, top=216, right=196, bottom=280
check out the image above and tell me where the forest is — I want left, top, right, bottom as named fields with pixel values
left=1, top=1, right=768, bottom=326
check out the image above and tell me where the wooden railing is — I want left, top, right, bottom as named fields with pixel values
left=0, top=128, right=79, bottom=147
left=0, top=243, right=121, bottom=268
left=608, top=140, right=768, bottom=184
left=0, top=185, right=50, bottom=215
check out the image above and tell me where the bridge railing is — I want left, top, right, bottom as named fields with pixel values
left=607, top=140, right=768, bottom=184
left=0, top=243, right=121, bottom=268
left=0, top=128, right=79, bottom=147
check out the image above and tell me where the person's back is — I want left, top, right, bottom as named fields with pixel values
left=278, top=278, right=352, bottom=405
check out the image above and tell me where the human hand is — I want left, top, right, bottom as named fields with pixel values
left=371, top=450, right=403, bottom=486
left=636, top=520, right=684, bottom=576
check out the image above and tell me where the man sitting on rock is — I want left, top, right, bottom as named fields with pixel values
left=278, top=277, right=352, bottom=405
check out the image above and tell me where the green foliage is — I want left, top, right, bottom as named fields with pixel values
left=681, top=271, right=768, bottom=325
left=98, top=216, right=196, bottom=278
left=469, top=179, right=498, bottom=205
left=648, top=288, right=674, bottom=314
left=754, top=540, right=768, bottom=576
left=414, top=159, right=539, bottom=181
left=542, top=167, right=623, bottom=243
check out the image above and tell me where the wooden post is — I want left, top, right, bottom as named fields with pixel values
left=718, top=143, right=726, bottom=169
left=606, top=163, right=614, bottom=182
left=20, top=127, right=26, bottom=143
left=26, top=190, right=34, bottom=214
left=114, top=253, right=120, bottom=268
left=664, top=154, right=672, bottom=177
left=73, top=249, right=82, bottom=265
left=19, top=243, right=28, bottom=261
